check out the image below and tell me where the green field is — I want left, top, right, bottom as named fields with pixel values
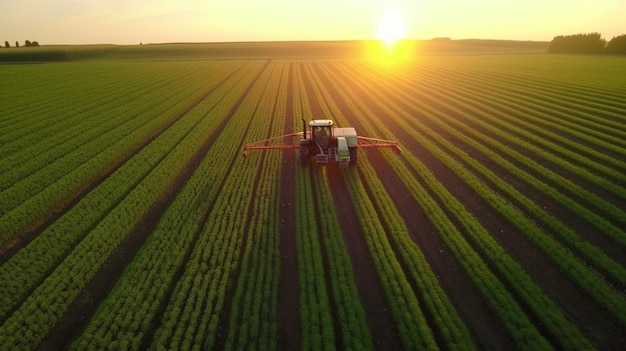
left=0, top=41, right=625, bottom=350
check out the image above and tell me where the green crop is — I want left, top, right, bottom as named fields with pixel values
left=1, top=47, right=623, bottom=350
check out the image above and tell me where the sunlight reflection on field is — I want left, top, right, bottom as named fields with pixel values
left=365, top=40, right=420, bottom=66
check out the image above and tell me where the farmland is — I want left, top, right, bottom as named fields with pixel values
left=0, top=41, right=625, bottom=350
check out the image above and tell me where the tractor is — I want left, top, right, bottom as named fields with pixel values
left=242, top=118, right=400, bottom=167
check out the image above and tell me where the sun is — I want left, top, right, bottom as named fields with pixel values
left=376, top=9, right=408, bottom=47
left=367, top=8, right=416, bottom=64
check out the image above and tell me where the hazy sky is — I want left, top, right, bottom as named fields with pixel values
left=1, top=0, right=624, bottom=45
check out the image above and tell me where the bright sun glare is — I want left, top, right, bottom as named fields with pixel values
left=376, top=9, right=407, bottom=46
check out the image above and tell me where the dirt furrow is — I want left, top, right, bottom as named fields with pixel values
left=276, top=62, right=301, bottom=350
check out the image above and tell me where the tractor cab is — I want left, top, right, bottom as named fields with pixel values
left=310, top=119, right=333, bottom=150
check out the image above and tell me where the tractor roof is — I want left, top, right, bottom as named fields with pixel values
left=309, top=119, right=333, bottom=127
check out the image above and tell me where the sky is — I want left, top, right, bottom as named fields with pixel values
left=1, top=0, right=624, bottom=45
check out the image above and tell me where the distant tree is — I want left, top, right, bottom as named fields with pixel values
left=25, top=40, right=32, bottom=47
left=3, top=41, right=7, bottom=48
left=547, top=33, right=605, bottom=54
left=15, top=41, right=19, bottom=48
left=606, top=34, right=626, bottom=54
left=32, top=41, right=39, bottom=47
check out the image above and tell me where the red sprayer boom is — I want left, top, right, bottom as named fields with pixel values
left=243, top=118, right=400, bottom=168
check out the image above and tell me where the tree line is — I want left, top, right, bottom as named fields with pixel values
left=548, top=33, right=626, bottom=54
left=2, top=40, right=39, bottom=48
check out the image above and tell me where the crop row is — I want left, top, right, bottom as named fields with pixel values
left=150, top=61, right=284, bottom=351
left=220, top=62, right=289, bottom=350
left=69, top=65, right=272, bottom=349
left=1, top=56, right=623, bottom=350
left=313, top=61, right=553, bottom=349
left=0, top=63, right=226, bottom=185
left=361, top=63, right=626, bottom=272
left=421, top=65, right=626, bottom=185
left=0, top=63, right=254, bottom=318
left=360, top=61, right=626, bottom=274
left=285, top=63, right=335, bottom=350
left=0, top=63, right=196, bottom=161
left=316, top=62, right=600, bottom=348
left=0, top=63, right=241, bottom=248
left=0, top=68, right=162, bottom=190
left=310, top=61, right=493, bottom=350
left=292, top=62, right=374, bottom=351
left=339, top=59, right=625, bottom=341
left=461, top=67, right=626, bottom=125
left=0, top=63, right=145, bottom=137
left=304, top=63, right=447, bottom=350
left=70, top=62, right=270, bottom=351
left=0, top=62, right=261, bottom=350
left=422, top=64, right=626, bottom=165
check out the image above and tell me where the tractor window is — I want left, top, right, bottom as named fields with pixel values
left=314, top=126, right=331, bottom=149
left=315, top=126, right=330, bottom=139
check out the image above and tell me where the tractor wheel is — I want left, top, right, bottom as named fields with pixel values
left=349, top=148, right=357, bottom=166
left=300, top=144, right=309, bottom=166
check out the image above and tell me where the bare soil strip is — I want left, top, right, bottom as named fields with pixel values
left=36, top=65, right=262, bottom=351
left=276, top=63, right=302, bottom=350
left=276, top=153, right=301, bottom=350
left=302, top=63, right=402, bottom=349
